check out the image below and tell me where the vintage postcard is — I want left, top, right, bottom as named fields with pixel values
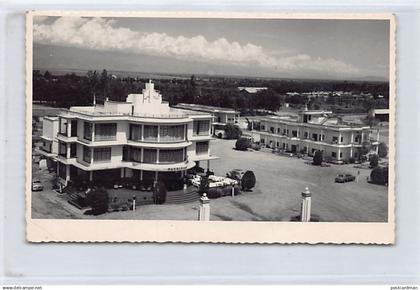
left=26, top=11, right=395, bottom=243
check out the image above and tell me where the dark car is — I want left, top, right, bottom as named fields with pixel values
left=335, top=174, right=356, bottom=183
left=32, top=179, right=44, bottom=191
left=226, top=169, right=245, bottom=181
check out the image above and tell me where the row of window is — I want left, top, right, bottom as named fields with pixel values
left=81, top=121, right=210, bottom=142
left=83, top=146, right=112, bottom=163
left=122, top=147, right=185, bottom=164
left=260, top=139, right=355, bottom=159
left=59, top=118, right=77, bottom=137
left=193, top=120, right=210, bottom=136
left=82, top=142, right=209, bottom=164
left=129, top=124, right=186, bottom=142
left=263, top=129, right=363, bottom=144
left=58, top=142, right=77, bottom=158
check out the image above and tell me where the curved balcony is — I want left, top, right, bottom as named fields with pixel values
left=127, top=159, right=195, bottom=172
left=127, top=140, right=192, bottom=148
left=72, top=158, right=195, bottom=172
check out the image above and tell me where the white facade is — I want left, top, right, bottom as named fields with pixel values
left=46, top=81, right=217, bottom=185
left=174, top=103, right=240, bottom=126
left=39, top=116, right=59, bottom=156
left=257, top=110, right=379, bottom=163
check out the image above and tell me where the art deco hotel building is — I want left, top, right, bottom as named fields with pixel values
left=40, top=81, right=217, bottom=185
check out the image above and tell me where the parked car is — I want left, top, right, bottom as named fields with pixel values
left=335, top=174, right=356, bottom=183
left=32, top=179, right=44, bottom=191
left=226, top=169, right=245, bottom=181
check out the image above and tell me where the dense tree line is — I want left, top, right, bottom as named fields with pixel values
left=33, top=70, right=389, bottom=113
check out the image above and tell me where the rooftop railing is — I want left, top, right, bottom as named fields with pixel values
left=64, top=108, right=188, bottom=119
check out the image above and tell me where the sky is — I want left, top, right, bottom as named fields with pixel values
left=32, top=16, right=390, bottom=81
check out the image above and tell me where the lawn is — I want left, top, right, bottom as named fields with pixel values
left=32, top=139, right=388, bottom=222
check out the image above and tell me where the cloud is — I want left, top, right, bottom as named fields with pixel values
left=33, top=17, right=360, bottom=76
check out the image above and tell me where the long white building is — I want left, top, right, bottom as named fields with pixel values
left=39, top=81, right=217, bottom=186
left=257, top=109, right=379, bottom=163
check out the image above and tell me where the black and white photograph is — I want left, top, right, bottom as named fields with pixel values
left=26, top=11, right=395, bottom=243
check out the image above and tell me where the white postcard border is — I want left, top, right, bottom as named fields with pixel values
left=25, top=11, right=396, bottom=244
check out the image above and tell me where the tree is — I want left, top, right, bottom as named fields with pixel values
left=312, top=150, right=323, bottom=166
left=359, top=141, right=372, bottom=159
left=370, top=166, right=388, bottom=185
left=378, top=142, right=388, bottom=158
left=43, top=70, right=51, bottom=80
left=100, top=69, right=109, bottom=99
left=224, top=124, right=242, bottom=140
left=241, top=171, right=256, bottom=190
left=198, top=175, right=209, bottom=195
left=235, top=137, right=251, bottom=151
left=154, top=180, right=167, bottom=204
left=369, top=154, right=379, bottom=168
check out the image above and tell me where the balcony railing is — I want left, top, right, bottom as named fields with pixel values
left=94, top=135, right=117, bottom=141
left=193, top=131, right=210, bottom=137
left=159, top=136, right=185, bottom=142
left=143, top=136, right=158, bottom=142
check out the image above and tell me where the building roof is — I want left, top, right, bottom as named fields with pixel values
left=43, top=116, right=59, bottom=121
left=299, top=109, right=333, bottom=115
left=237, top=87, right=268, bottom=94
left=174, top=103, right=239, bottom=114
left=371, top=108, right=389, bottom=114
left=260, top=114, right=369, bottom=130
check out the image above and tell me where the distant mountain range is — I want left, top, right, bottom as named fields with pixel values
left=33, top=43, right=388, bottom=83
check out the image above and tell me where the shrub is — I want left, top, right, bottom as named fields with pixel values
left=378, top=142, right=388, bottom=158
left=250, top=142, right=261, bottom=151
left=224, top=123, right=242, bottom=140
left=235, top=137, right=251, bottom=151
left=241, top=171, right=256, bottom=190
left=370, top=166, right=388, bottom=185
left=369, top=154, right=379, bottom=168
left=89, top=189, right=109, bottom=216
left=206, top=187, right=223, bottom=199
left=360, top=141, right=372, bottom=156
left=312, top=150, right=323, bottom=166
left=349, top=157, right=356, bottom=164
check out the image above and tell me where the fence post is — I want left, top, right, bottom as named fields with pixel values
left=198, top=193, right=210, bottom=221
left=300, top=187, right=311, bottom=222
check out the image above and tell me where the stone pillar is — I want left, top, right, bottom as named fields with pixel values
left=66, top=144, right=71, bottom=159
left=65, top=165, right=70, bottom=183
left=91, top=123, right=95, bottom=142
left=120, top=168, right=124, bottom=178
left=198, top=193, right=210, bottom=221
left=67, top=120, right=71, bottom=138
left=300, top=187, right=311, bottom=222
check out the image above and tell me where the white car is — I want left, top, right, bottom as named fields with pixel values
left=32, top=179, right=44, bottom=191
